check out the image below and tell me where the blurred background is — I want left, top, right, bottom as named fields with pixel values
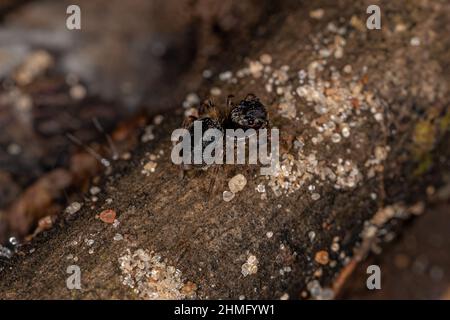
left=0, top=0, right=274, bottom=243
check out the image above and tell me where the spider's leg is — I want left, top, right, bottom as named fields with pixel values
left=199, top=98, right=214, bottom=115
left=182, top=115, right=197, bottom=128
left=207, top=165, right=220, bottom=198
left=226, top=94, right=235, bottom=110
left=223, top=94, right=234, bottom=118
left=179, top=166, right=186, bottom=180
left=244, top=93, right=258, bottom=101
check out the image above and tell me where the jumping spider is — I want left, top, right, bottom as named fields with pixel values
left=180, top=93, right=269, bottom=193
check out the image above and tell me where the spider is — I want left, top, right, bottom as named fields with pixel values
left=179, top=93, right=269, bottom=194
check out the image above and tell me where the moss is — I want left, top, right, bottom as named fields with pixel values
left=411, top=119, right=436, bottom=176
left=412, top=108, right=449, bottom=176
left=413, top=120, right=436, bottom=154
left=413, top=153, right=433, bottom=176
left=439, top=108, right=450, bottom=132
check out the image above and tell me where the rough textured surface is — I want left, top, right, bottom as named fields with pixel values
left=340, top=200, right=450, bottom=299
left=0, top=0, right=449, bottom=299
left=0, top=0, right=275, bottom=242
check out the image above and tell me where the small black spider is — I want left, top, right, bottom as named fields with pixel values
left=178, top=94, right=269, bottom=195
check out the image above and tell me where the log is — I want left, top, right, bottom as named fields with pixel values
left=0, top=0, right=449, bottom=299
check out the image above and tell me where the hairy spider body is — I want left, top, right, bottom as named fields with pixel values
left=178, top=94, right=269, bottom=196
left=181, top=100, right=224, bottom=172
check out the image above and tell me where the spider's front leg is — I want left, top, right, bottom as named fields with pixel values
left=207, top=165, right=220, bottom=198
left=182, top=115, right=198, bottom=128
left=244, top=93, right=258, bottom=102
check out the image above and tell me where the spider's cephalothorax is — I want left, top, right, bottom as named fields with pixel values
left=182, top=99, right=224, bottom=171
left=227, top=93, right=268, bottom=130
left=187, top=117, right=223, bottom=153
left=178, top=94, right=269, bottom=195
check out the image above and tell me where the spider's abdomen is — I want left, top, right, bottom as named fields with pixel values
left=229, top=96, right=268, bottom=130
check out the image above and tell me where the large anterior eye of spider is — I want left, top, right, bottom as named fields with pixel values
left=229, top=96, right=268, bottom=130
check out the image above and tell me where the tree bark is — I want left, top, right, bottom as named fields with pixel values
left=0, top=0, right=449, bottom=299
